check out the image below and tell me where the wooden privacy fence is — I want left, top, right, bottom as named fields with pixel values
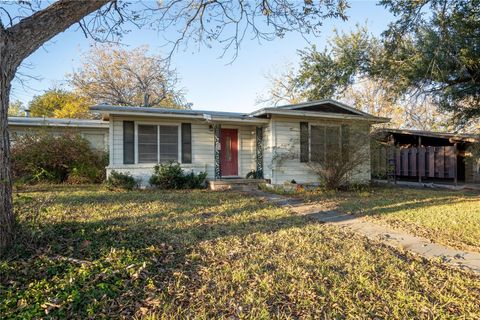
left=372, top=146, right=457, bottom=180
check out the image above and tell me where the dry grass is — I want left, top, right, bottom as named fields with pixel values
left=1, top=185, right=479, bottom=319
left=303, top=185, right=480, bottom=252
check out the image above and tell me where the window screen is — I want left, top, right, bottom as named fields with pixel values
left=159, top=125, right=178, bottom=162
left=138, top=125, right=158, bottom=163
left=310, top=125, right=325, bottom=162
left=326, top=126, right=341, bottom=155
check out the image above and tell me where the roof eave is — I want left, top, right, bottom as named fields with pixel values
left=90, top=107, right=269, bottom=124
left=250, top=109, right=390, bottom=123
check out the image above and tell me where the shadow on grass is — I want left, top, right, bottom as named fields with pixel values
left=1, top=188, right=317, bottom=318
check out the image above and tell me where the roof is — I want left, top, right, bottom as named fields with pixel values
left=90, top=105, right=269, bottom=124
left=91, top=99, right=389, bottom=123
left=8, top=117, right=109, bottom=129
left=376, top=128, right=480, bottom=143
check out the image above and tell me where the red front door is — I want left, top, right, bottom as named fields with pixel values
left=220, top=128, right=238, bottom=176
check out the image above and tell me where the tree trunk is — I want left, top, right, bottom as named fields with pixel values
left=0, top=40, right=15, bottom=255
left=0, top=0, right=112, bottom=255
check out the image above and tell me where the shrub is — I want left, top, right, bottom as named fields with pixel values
left=246, top=169, right=263, bottom=179
left=105, top=170, right=138, bottom=190
left=11, top=132, right=107, bottom=184
left=149, top=162, right=207, bottom=189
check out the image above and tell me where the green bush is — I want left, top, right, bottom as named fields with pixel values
left=149, top=162, right=207, bottom=189
left=105, top=170, right=138, bottom=190
left=11, top=132, right=107, bottom=184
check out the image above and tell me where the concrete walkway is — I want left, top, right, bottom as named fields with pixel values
left=252, top=190, right=480, bottom=274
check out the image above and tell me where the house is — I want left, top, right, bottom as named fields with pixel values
left=8, top=116, right=109, bottom=151
left=372, top=128, right=480, bottom=185
left=91, top=100, right=389, bottom=186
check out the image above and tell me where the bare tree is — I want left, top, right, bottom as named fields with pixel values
left=69, top=45, right=186, bottom=108
left=0, top=0, right=348, bottom=253
left=256, top=62, right=304, bottom=106
left=307, top=125, right=370, bottom=189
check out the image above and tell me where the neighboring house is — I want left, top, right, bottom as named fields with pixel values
left=372, top=128, right=480, bottom=185
left=8, top=117, right=109, bottom=152
left=91, top=99, right=388, bottom=185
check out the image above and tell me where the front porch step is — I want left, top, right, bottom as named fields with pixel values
left=207, top=178, right=266, bottom=191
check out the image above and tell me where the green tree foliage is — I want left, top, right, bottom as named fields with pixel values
left=296, top=26, right=382, bottom=101
left=295, top=1, right=480, bottom=126
left=379, top=0, right=480, bottom=124
left=28, top=89, right=94, bottom=119
left=8, top=100, right=24, bottom=117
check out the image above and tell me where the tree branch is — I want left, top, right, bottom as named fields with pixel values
left=7, top=0, right=112, bottom=68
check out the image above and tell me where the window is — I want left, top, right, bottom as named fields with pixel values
left=137, top=124, right=179, bottom=163
left=226, top=136, right=232, bottom=161
left=310, top=125, right=342, bottom=163
left=310, top=126, right=326, bottom=162
left=159, top=125, right=179, bottom=162
left=138, top=125, right=158, bottom=163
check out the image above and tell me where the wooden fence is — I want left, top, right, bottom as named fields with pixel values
left=372, top=146, right=457, bottom=180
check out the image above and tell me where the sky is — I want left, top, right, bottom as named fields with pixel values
left=11, top=1, right=395, bottom=114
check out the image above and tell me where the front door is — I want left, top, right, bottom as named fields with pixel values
left=220, top=128, right=238, bottom=176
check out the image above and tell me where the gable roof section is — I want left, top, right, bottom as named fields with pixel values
left=277, top=99, right=370, bottom=116
left=90, top=99, right=389, bottom=124
left=249, top=99, right=389, bottom=123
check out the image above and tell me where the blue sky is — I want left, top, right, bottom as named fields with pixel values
left=11, top=1, right=394, bottom=113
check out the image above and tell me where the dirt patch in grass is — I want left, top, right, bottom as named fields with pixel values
left=1, top=185, right=479, bottom=318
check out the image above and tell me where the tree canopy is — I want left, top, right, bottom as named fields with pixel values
left=261, top=0, right=480, bottom=130
left=7, top=100, right=24, bottom=117
left=379, top=0, right=480, bottom=124
left=69, top=45, right=187, bottom=108
left=28, top=89, right=94, bottom=119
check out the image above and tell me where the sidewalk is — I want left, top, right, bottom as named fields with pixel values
left=253, top=190, right=480, bottom=274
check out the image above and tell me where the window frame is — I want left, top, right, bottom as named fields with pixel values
left=134, top=122, right=181, bottom=164
left=308, top=123, right=342, bottom=163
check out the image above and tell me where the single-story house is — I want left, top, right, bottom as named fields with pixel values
left=91, top=99, right=388, bottom=185
left=372, top=128, right=480, bottom=185
left=8, top=116, right=109, bottom=151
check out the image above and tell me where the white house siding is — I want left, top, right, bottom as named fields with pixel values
left=109, top=116, right=256, bottom=185
left=265, top=116, right=372, bottom=185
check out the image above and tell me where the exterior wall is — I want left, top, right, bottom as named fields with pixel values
left=465, top=154, right=480, bottom=184
left=9, top=124, right=109, bottom=152
left=264, top=116, right=371, bottom=185
left=108, top=116, right=256, bottom=185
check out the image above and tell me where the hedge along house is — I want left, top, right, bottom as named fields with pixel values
left=8, top=116, right=109, bottom=152
left=91, top=100, right=388, bottom=186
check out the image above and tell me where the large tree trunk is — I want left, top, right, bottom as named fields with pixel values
left=0, top=0, right=111, bottom=254
left=0, top=39, right=15, bottom=255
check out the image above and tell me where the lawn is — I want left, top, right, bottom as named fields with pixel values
left=303, top=185, right=480, bottom=253
left=1, top=185, right=479, bottom=318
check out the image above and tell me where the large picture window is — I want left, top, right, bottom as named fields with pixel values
left=137, top=124, right=179, bottom=163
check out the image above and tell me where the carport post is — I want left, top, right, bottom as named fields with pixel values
left=454, top=143, right=458, bottom=186
left=418, top=136, right=422, bottom=183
